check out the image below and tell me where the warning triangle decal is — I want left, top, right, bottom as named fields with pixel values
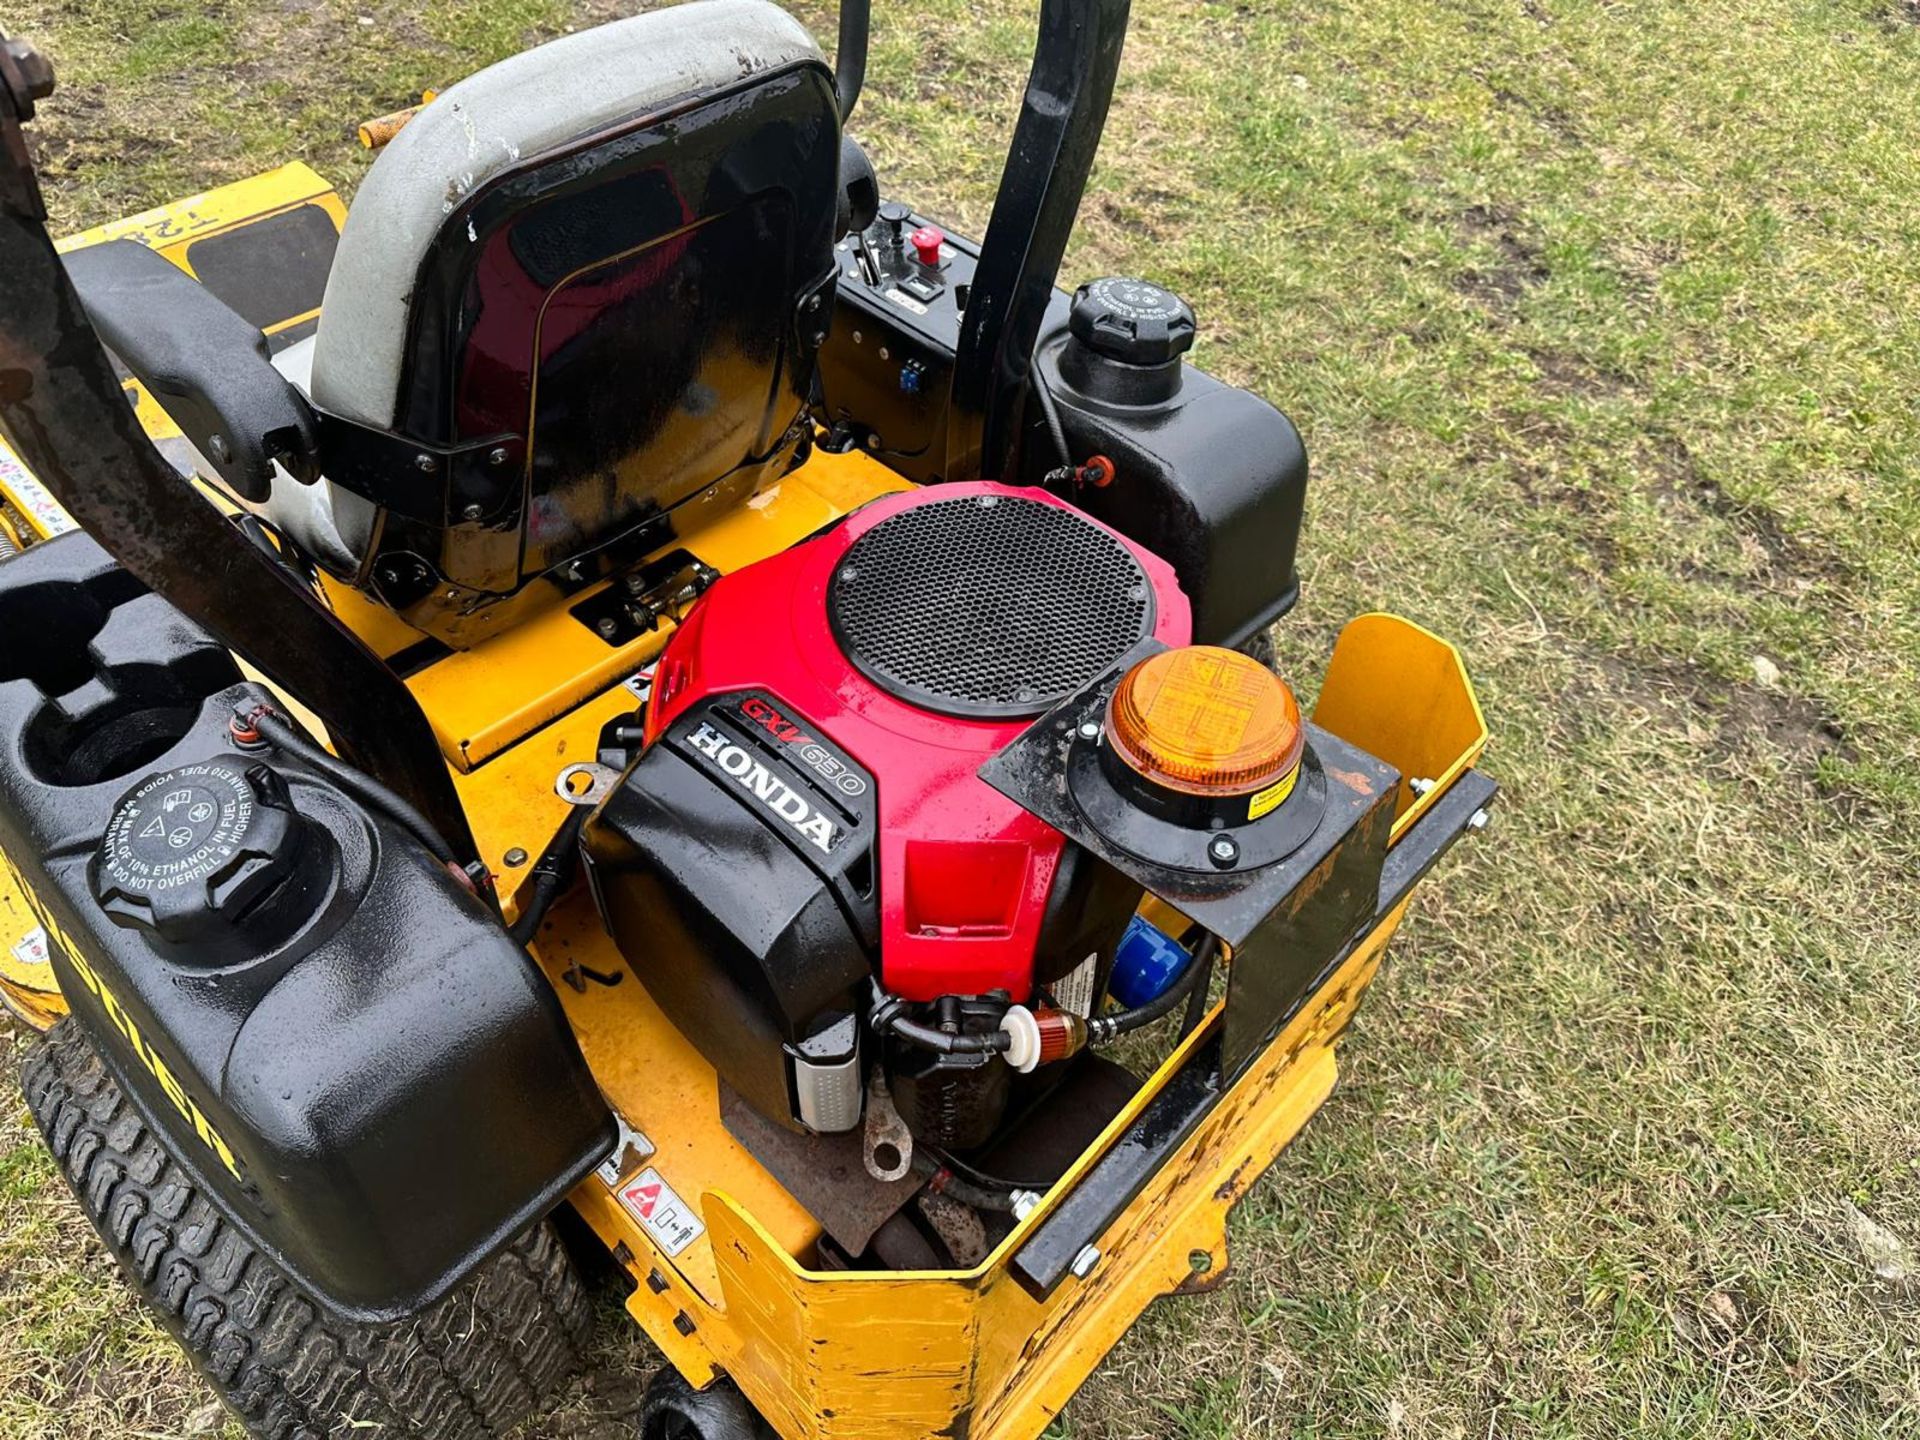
left=627, top=1181, right=661, bottom=1218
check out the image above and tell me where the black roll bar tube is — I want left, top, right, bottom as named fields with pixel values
left=945, top=0, right=1131, bottom=485
left=835, top=0, right=870, bottom=121
left=0, top=37, right=485, bottom=875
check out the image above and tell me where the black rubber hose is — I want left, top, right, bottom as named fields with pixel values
left=253, top=709, right=458, bottom=869
left=1180, top=935, right=1219, bottom=1038
left=1089, top=934, right=1220, bottom=1045
left=509, top=805, right=589, bottom=947
left=884, top=1011, right=1013, bottom=1055
left=925, top=1144, right=1051, bottom=1196
left=1030, top=362, right=1075, bottom=470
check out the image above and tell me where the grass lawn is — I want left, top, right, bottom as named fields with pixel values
left=4, top=0, right=1919, bottom=1435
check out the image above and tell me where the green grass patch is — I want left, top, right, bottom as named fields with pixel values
left=2, top=0, right=1917, bottom=1436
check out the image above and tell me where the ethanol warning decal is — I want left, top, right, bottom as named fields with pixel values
left=619, top=1167, right=705, bottom=1257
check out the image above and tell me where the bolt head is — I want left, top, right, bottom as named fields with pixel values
left=1208, top=835, right=1240, bottom=868
left=1070, top=1245, right=1101, bottom=1279
left=487, top=446, right=509, bottom=466
left=413, top=453, right=436, bottom=473
left=1467, top=808, right=1491, bottom=833
left=504, top=847, right=529, bottom=867
left=1010, top=1189, right=1042, bottom=1221
left=1077, top=720, right=1101, bottom=742
left=461, top=502, right=483, bottom=522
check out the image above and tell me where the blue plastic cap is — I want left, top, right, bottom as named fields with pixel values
left=1108, top=914, right=1192, bottom=1009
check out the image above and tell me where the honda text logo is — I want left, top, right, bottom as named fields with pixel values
left=736, top=697, right=868, bottom=798
left=684, top=724, right=839, bottom=853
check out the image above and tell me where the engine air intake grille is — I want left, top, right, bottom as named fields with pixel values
left=828, top=494, right=1154, bottom=719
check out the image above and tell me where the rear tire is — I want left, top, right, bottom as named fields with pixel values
left=638, top=1366, right=775, bottom=1440
left=19, top=1017, right=591, bottom=1440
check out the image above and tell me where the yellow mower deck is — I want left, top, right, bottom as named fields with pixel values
left=0, top=171, right=1489, bottom=1440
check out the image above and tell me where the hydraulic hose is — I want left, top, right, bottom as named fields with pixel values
left=1179, top=934, right=1219, bottom=1038
left=882, top=1008, right=1014, bottom=1055
left=1031, top=361, right=1075, bottom=471
left=1089, top=934, right=1219, bottom=1046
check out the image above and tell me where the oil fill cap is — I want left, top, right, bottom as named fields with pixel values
left=94, top=759, right=304, bottom=945
left=1068, top=277, right=1197, bottom=366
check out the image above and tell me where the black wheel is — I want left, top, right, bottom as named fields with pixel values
left=638, top=1365, right=775, bottom=1440
left=19, top=1017, right=592, bottom=1440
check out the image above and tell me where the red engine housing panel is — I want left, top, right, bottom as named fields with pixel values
left=645, top=482, right=1191, bottom=1002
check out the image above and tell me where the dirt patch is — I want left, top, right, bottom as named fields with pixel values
left=1093, top=189, right=1175, bottom=242
left=1673, top=1283, right=1802, bottom=1376
left=1879, top=1, right=1920, bottom=28
left=1486, top=81, right=1581, bottom=145
left=1650, top=435, right=1852, bottom=586
left=1527, top=346, right=1627, bottom=401
left=1718, top=683, right=1855, bottom=767
left=1455, top=203, right=1549, bottom=308
left=1582, top=648, right=1855, bottom=773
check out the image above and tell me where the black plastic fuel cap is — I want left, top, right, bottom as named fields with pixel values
left=94, top=759, right=305, bottom=946
left=1068, top=277, right=1197, bottom=366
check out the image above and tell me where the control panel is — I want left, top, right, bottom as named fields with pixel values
left=815, top=201, right=983, bottom=482
left=813, top=193, right=1311, bottom=649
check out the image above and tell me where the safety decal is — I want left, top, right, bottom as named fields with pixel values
left=595, top=1109, right=656, bottom=1189
left=0, top=445, right=77, bottom=538
left=618, top=1166, right=705, bottom=1257
left=9, top=926, right=49, bottom=969
left=1247, top=767, right=1299, bottom=821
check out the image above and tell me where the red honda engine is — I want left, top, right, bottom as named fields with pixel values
left=585, top=482, right=1189, bottom=1148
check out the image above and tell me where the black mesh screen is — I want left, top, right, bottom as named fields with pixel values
left=828, top=494, right=1154, bottom=719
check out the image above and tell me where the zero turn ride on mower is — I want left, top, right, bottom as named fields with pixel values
left=0, top=3, right=1494, bottom=1436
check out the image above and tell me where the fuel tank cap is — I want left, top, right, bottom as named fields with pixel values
left=93, top=759, right=307, bottom=946
left=1068, top=276, right=1196, bottom=366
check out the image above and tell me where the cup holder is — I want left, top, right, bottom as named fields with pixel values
left=0, top=580, right=121, bottom=695
left=41, top=700, right=201, bottom=788
left=3, top=570, right=237, bottom=789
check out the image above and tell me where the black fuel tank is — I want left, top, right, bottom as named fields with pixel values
left=1024, top=283, right=1308, bottom=649
left=0, top=533, right=612, bottom=1320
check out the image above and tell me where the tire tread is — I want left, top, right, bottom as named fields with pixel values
left=20, top=1019, right=587, bottom=1440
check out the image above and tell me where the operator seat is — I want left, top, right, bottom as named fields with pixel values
left=71, top=0, right=852, bottom=649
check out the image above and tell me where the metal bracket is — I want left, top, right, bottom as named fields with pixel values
left=570, top=548, right=719, bottom=646
left=311, top=409, right=523, bottom=525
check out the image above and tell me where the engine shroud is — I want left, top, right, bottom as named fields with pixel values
left=828, top=492, right=1158, bottom=719
left=642, top=481, right=1190, bottom=1004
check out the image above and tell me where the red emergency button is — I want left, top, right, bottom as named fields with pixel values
left=910, top=225, right=945, bottom=268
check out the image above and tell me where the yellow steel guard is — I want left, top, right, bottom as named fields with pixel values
left=0, top=167, right=1494, bottom=1440
left=532, top=612, right=1488, bottom=1440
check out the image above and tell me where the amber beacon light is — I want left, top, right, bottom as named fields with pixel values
left=1103, top=645, right=1306, bottom=820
